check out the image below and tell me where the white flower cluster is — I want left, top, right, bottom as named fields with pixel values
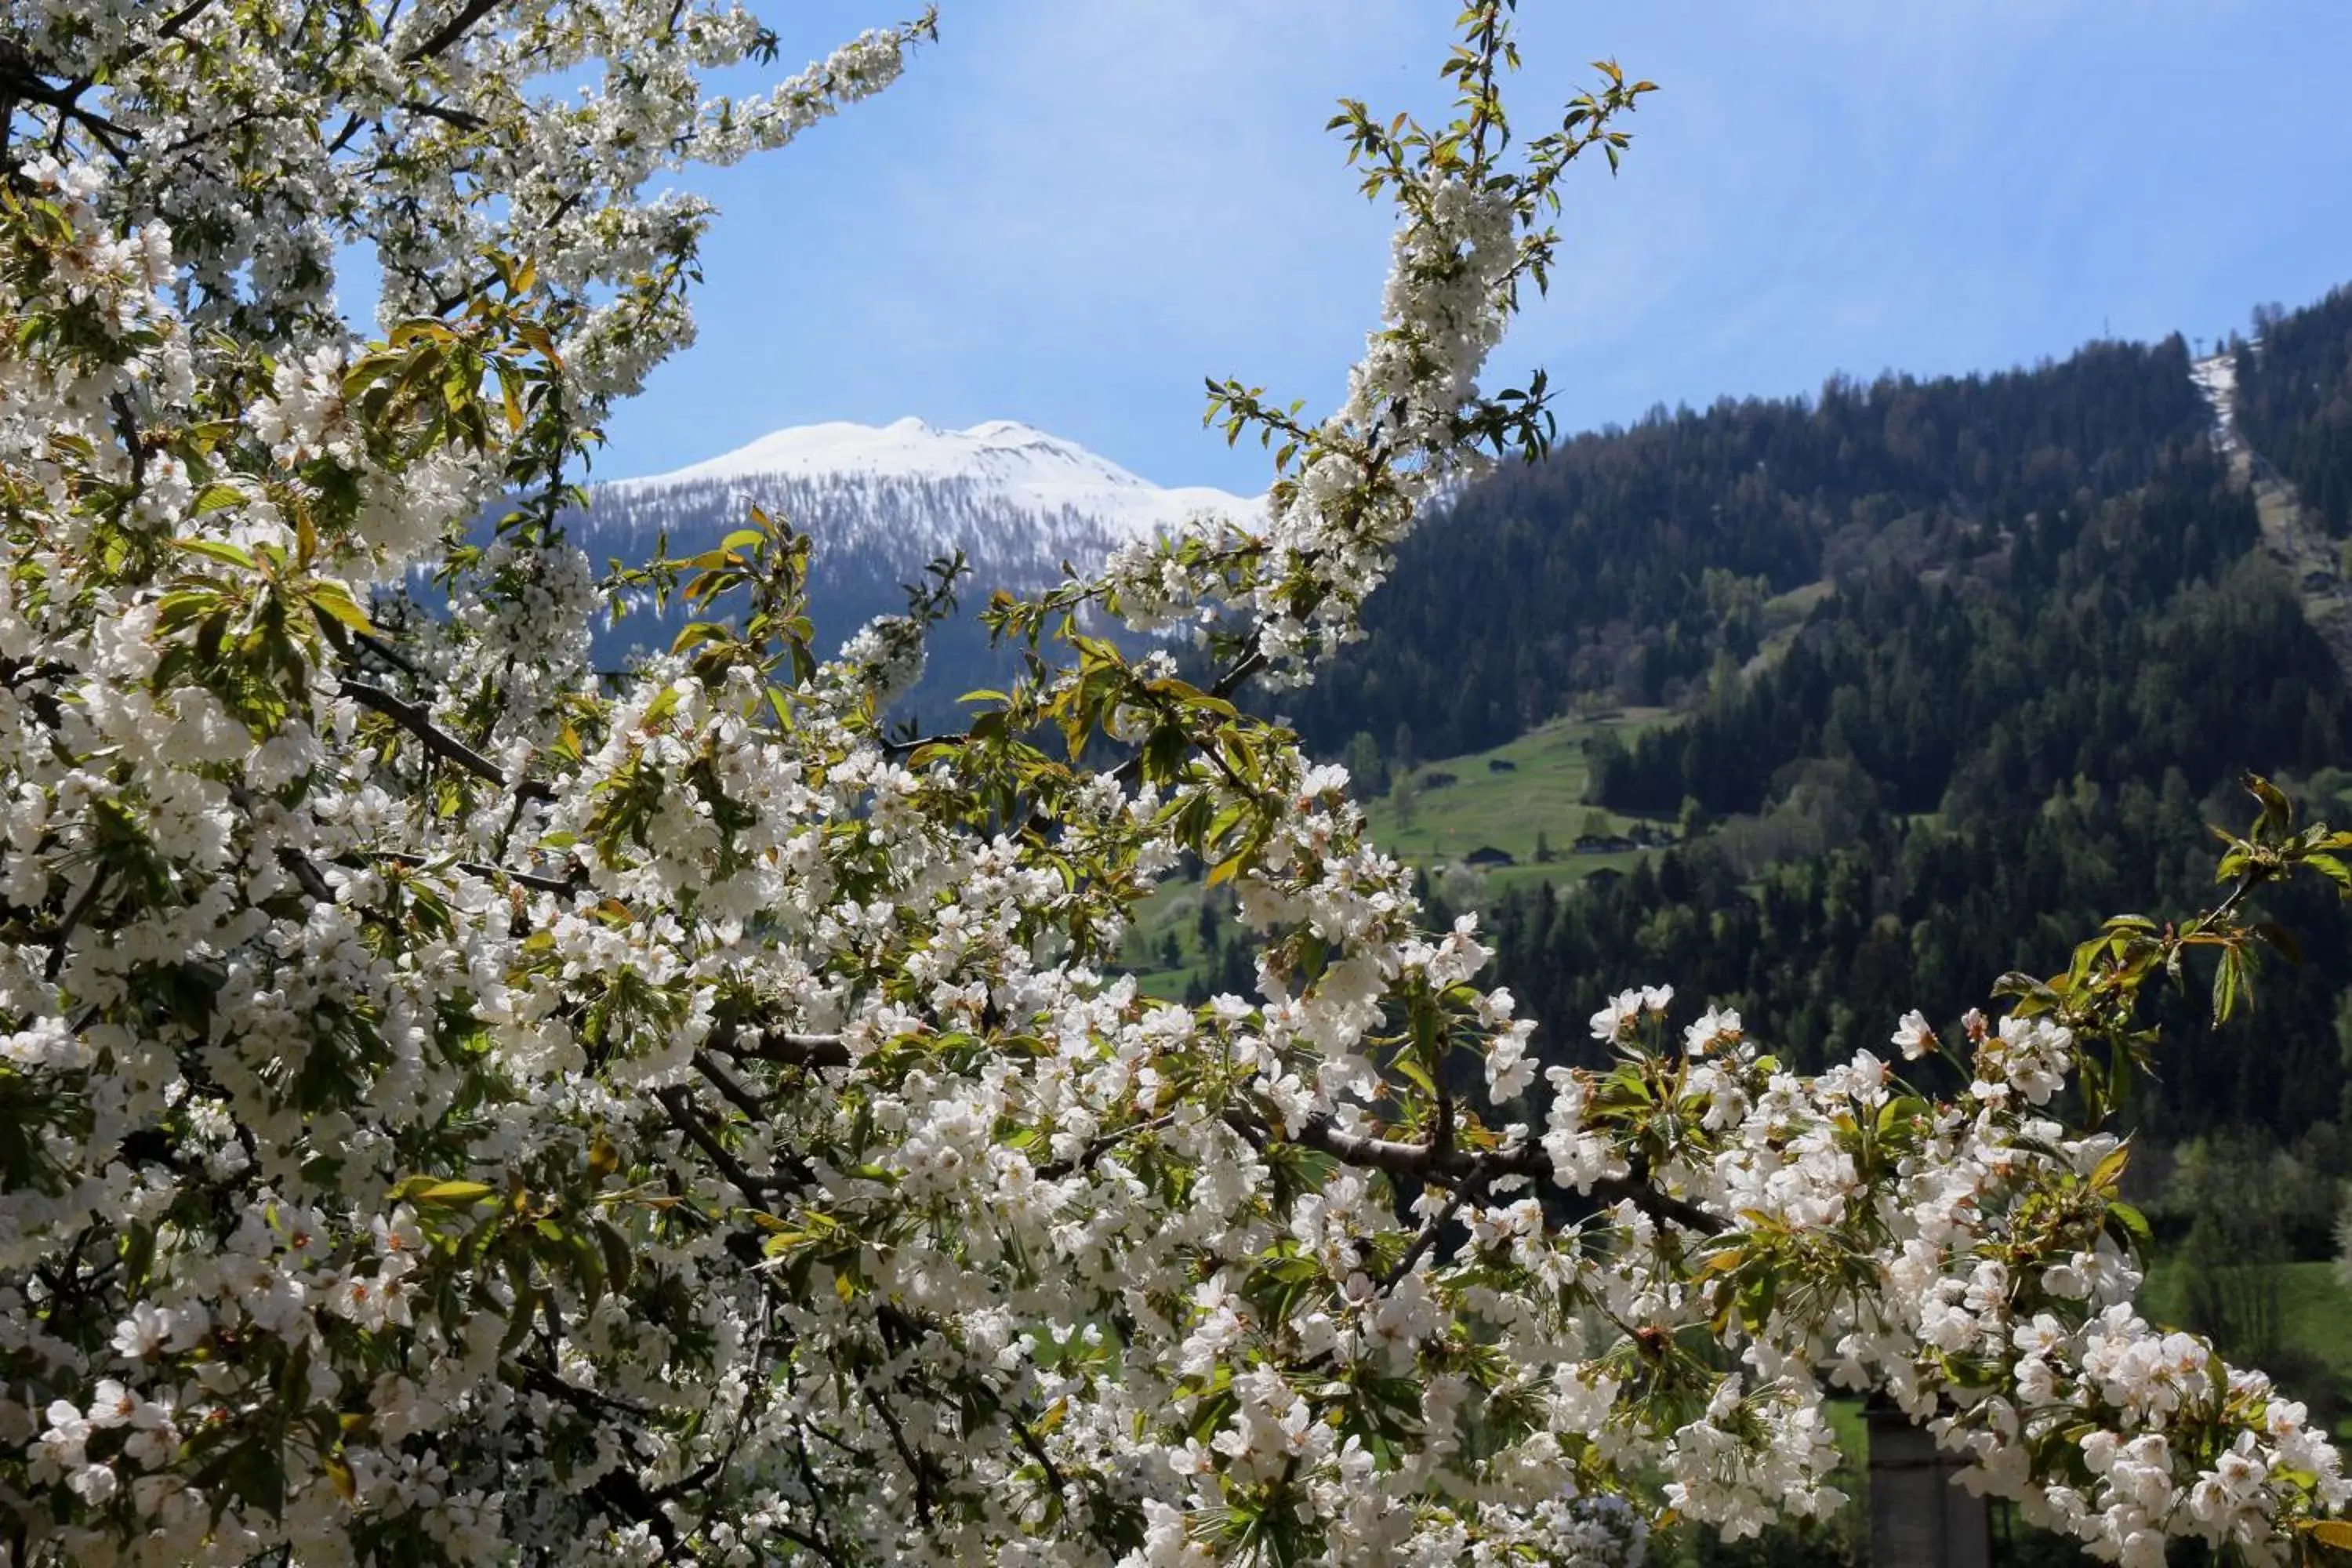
left=0, top=5, right=2343, bottom=1567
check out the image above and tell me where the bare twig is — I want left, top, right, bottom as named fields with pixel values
left=1380, top=1183, right=1471, bottom=1292
left=653, top=1084, right=772, bottom=1201
left=343, top=679, right=506, bottom=786
left=861, top=1388, right=935, bottom=1528
left=1208, top=640, right=1266, bottom=700
left=45, top=868, right=107, bottom=981
left=1227, top=1110, right=1724, bottom=1236
left=401, top=98, right=488, bottom=131
left=372, top=848, right=582, bottom=898
left=1011, top=1417, right=1073, bottom=1509
left=403, top=0, right=505, bottom=63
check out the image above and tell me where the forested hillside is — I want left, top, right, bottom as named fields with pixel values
left=2238, top=285, right=2352, bottom=536
left=1273, top=289, right=2352, bottom=1149
left=1588, top=472, right=2336, bottom=817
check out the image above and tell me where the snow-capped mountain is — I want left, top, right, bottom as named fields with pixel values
left=564, top=418, right=1262, bottom=720
left=604, top=416, right=1254, bottom=546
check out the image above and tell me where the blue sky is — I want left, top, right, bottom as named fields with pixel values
left=594, top=2, right=2352, bottom=493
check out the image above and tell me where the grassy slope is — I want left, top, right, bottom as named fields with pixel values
left=1119, top=710, right=1681, bottom=998
left=1741, top=579, right=1835, bottom=681
left=1357, top=707, right=1674, bottom=869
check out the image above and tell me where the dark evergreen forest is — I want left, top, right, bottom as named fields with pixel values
left=1284, top=336, right=2212, bottom=760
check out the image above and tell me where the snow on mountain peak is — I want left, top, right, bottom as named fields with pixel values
left=601, top=417, right=1260, bottom=543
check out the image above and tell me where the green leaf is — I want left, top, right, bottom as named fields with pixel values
left=2244, top=771, right=2294, bottom=836
left=191, top=482, right=247, bottom=516
left=170, top=536, right=256, bottom=570
left=497, top=366, right=524, bottom=433
left=2303, top=853, right=2352, bottom=894
left=1390, top=1051, right=1436, bottom=1098
left=2212, top=946, right=2247, bottom=1025
left=307, top=581, right=377, bottom=633
left=411, top=1179, right=495, bottom=1207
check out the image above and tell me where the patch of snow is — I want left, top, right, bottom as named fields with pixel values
left=2190, top=352, right=2241, bottom=456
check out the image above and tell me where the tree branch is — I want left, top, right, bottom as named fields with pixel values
left=861, top=1388, right=935, bottom=1529
left=1227, top=1110, right=1724, bottom=1236
left=45, top=868, right=107, bottom=981
left=276, top=845, right=337, bottom=903
left=703, top=1019, right=849, bottom=1071
left=343, top=679, right=506, bottom=786
left=401, top=98, right=488, bottom=132
left=1208, top=639, right=1267, bottom=700
left=0, top=57, right=142, bottom=155
left=1011, top=1417, right=1073, bottom=1510
left=691, top=1049, right=768, bottom=1123
left=403, top=0, right=505, bottom=63
left=353, top=629, right=430, bottom=681
left=372, top=848, right=583, bottom=898
left=1381, top=1183, right=1471, bottom=1291
left=653, top=1084, right=773, bottom=1201
left=155, top=0, right=219, bottom=41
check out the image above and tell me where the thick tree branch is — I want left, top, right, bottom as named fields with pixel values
left=275, top=845, right=336, bottom=903
left=353, top=629, right=430, bottom=681
left=0, top=57, right=142, bottom=154
left=155, top=0, right=220, bottom=41
left=691, top=1050, right=768, bottom=1124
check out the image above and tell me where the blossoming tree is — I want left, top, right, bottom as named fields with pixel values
left=2, top=2, right=2349, bottom=1564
